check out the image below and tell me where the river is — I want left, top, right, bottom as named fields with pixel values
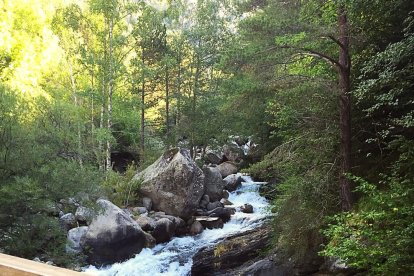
left=85, top=176, right=270, bottom=276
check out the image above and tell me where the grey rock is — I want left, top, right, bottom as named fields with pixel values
left=144, top=233, right=156, bottom=249
left=203, top=166, right=225, bottom=202
left=142, top=197, right=152, bottom=211
left=220, top=198, right=233, bottom=206
left=199, top=199, right=209, bottom=209
left=196, top=216, right=224, bottom=229
left=241, top=204, right=254, bottom=214
left=59, top=213, right=77, bottom=231
left=133, top=148, right=205, bottom=219
left=152, top=218, right=176, bottom=243
left=154, top=214, right=186, bottom=229
left=66, top=226, right=88, bottom=254
left=153, top=211, right=166, bottom=216
left=132, top=207, right=148, bottom=214
left=135, top=215, right=156, bottom=231
left=75, top=206, right=93, bottom=224
left=223, top=173, right=243, bottom=192
left=190, top=221, right=204, bottom=235
left=217, top=162, right=238, bottom=178
left=207, top=201, right=224, bottom=211
left=206, top=152, right=221, bottom=165
left=207, top=207, right=233, bottom=223
left=222, top=144, right=245, bottom=163
left=222, top=190, right=229, bottom=199
left=80, top=199, right=151, bottom=266
left=202, top=194, right=210, bottom=202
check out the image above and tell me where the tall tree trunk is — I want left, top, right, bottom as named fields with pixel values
left=175, top=51, right=182, bottom=126
left=99, top=81, right=105, bottom=171
left=338, top=6, right=353, bottom=211
left=190, top=52, right=201, bottom=159
left=165, top=61, right=170, bottom=138
left=91, top=73, right=95, bottom=157
left=106, top=18, right=114, bottom=171
left=68, top=61, right=83, bottom=168
left=140, top=54, right=145, bottom=161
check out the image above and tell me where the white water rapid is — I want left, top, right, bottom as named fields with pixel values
left=85, top=176, right=270, bottom=276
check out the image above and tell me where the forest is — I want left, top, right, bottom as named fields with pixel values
left=0, top=0, right=413, bottom=275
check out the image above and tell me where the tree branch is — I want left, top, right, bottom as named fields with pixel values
left=280, top=45, right=340, bottom=68
left=321, top=35, right=347, bottom=51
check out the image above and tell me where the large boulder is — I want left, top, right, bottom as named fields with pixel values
left=222, top=144, right=245, bottom=163
left=203, top=166, right=225, bottom=202
left=66, top=226, right=88, bottom=254
left=133, top=148, right=205, bottom=219
left=80, top=199, right=153, bottom=266
left=217, top=162, right=238, bottom=178
left=223, top=173, right=243, bottom=192
left=152, top=218, right=176, bottom=244
left=206, top=152, right=221, bottom=165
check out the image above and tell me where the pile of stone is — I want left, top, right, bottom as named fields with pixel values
left=63, top=148, right=255, bottom=266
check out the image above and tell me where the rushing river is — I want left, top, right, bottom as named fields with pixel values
left=85, top=176, right=270, bottom=276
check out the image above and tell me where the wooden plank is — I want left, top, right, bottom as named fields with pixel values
left=0, top=253, right=87, bottom=276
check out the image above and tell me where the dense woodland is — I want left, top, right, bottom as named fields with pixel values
left=0, top=0, right=413, bottom=274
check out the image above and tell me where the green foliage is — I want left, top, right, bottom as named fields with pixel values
left=322, top=145, right=414, bottom=274
left=322, top=12, right=414, bottom=274
left=102, top=163, right=142, bottom=207
left=0, top=84, right=103, bottom=265
left=0, top=175, right=89, bottom=267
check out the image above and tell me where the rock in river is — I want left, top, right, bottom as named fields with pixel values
left=217, top=161, right=238, bottom=178
left=203, top=166, right=225, bottom=202
left=80, top=199, right=154, bottom=266
left=133, top=148, right=205, bottom=219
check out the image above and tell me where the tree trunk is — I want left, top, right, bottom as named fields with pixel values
left=106, top=18, right=114, bottom=171
left=175, top=51, right=182, bottom=126
left=338, top=6, right=353, bottom=211
left=99, top=76, right=106, bottom=171
left=140, top=54, right=145, bottom=161
left=165, top=61, right=170, bottom=138
left=68, top=61, right=83, bottom=168
left=190, top=52, right=201, bottom=159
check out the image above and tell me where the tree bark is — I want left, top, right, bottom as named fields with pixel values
left=190, top=51, right=201, bottom=159
left=140, top=54, right=146, bottom=161
left=175, top=50, right=182, bottom=126
left=106, top=17, right=114, bottom=171
left=338, top=6, right=353, bottom=211
left=165, top=61, right=170, bottom=138
left=68, top=61, right=83, bottom=168
left=99, top=73, right=106, bottom=171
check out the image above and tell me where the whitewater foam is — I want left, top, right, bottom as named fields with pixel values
left=85, top=177, right=270, bottom=276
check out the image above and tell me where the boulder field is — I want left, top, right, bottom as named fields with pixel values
left=63, top=148, right=254, bottom=266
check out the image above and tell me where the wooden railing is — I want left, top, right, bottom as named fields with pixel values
left=0, top=253, right=87, bottom=276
